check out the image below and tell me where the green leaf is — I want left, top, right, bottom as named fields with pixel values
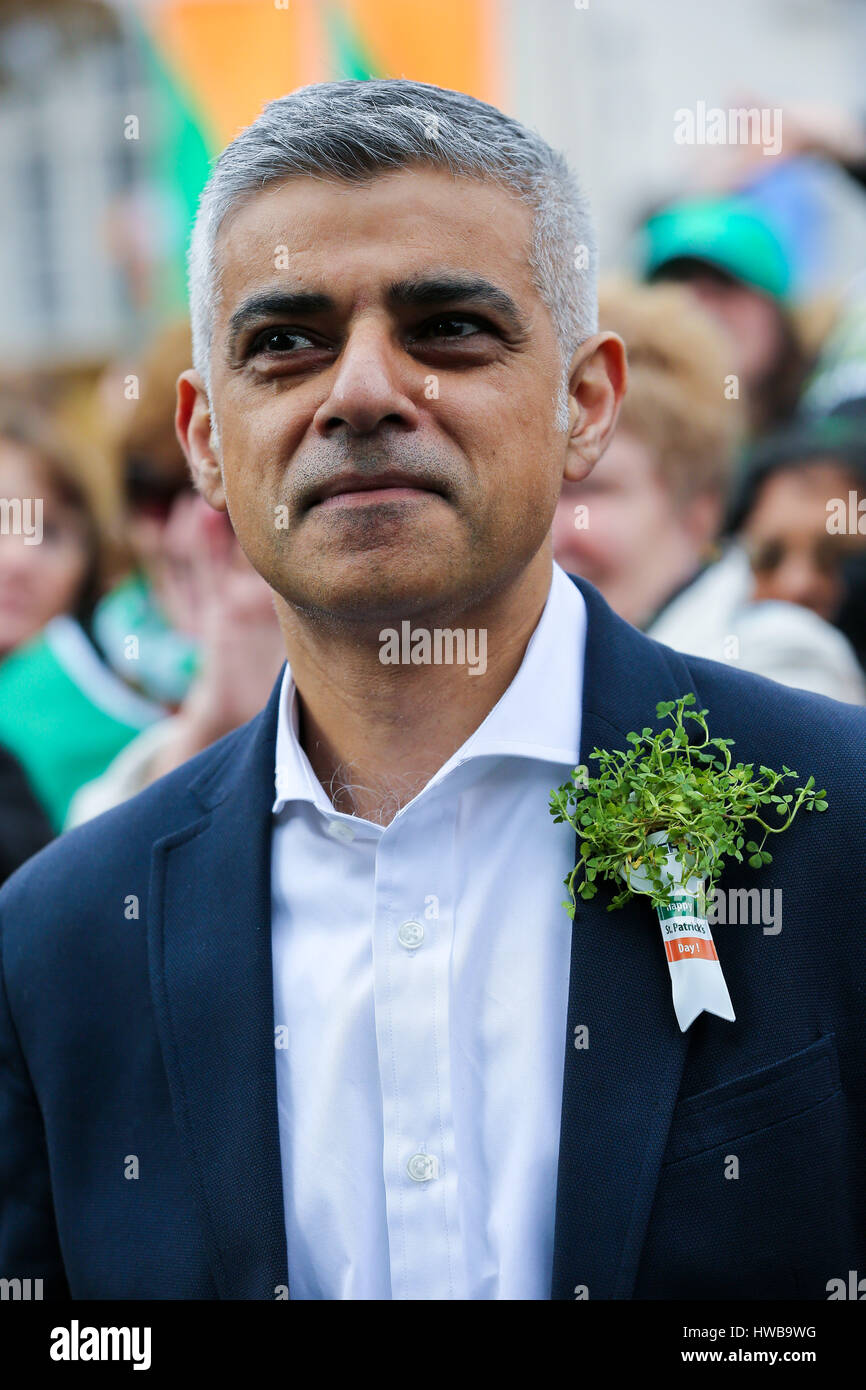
left=548, top=693, right=826, bottom=920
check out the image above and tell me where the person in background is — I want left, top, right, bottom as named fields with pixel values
left=552, top=279, right=866, bottom=704
left=660, top=278, right=866, bottom=688
left=65, top=317, right=286, bottom=826
left=552, top=278, right=741, bottom=629
left=638, top=196, right=812, bottom=437
left=66, top=493, right=285, bottom=825
left=0, top=402, right=164, bottom=829
left=725, top=412, right=866, bottom=674
left=91, top=320, right=201, bottom=707
left=0, top=403, right=102, bottom=658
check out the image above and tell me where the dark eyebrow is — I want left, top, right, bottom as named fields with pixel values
left=226, top=275, right=531, bottom=357
left=386, top=274, right=531, bottom=337
left=227, top=291, right=333, bottom=357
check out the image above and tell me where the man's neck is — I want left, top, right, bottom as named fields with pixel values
left=277, top=554, right=554, bottom=824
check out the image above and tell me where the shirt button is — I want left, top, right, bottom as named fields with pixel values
left=326, top=820, right=355, bottom=843
left=407, top=1152, right=439, bottom=1182
left=397, top=920, right=424, bottom=949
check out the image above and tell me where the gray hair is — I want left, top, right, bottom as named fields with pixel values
left=188, top=78, right=597, bottom=432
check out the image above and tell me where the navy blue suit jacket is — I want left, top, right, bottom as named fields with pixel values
left=1, top=577, right=864, bottom=1300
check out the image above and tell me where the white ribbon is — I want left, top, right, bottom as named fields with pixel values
left=621, top=832, right=736, bottom=1032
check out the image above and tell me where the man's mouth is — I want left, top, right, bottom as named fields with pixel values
left=308, top=471, right=443, bottom=511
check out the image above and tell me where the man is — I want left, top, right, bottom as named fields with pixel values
left=1, top=80, right=863, bottom=1301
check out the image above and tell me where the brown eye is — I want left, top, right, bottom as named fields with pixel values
left=252, top=328, right=316, bottom=354
left=416, top=316, right=487, bottom=340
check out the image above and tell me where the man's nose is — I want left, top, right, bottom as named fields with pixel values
left=312, top=319, right=421, bottom=436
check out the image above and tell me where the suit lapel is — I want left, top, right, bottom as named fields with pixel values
left=147, top=673, right=289, bottom=1299
left=550, top=580, right=698, bottom=1300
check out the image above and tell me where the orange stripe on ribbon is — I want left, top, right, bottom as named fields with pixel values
left=665, top=936, right=718, bottom=963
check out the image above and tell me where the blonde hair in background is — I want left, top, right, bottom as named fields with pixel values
left=598, top=277, right=744, bottom=505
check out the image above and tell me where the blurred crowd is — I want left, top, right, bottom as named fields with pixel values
left=2, top=101, right=866, bottom=883
left=0, top=320, right=285, bottom=878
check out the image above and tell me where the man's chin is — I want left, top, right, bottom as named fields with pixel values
left=272, top=556, right=469, bottom=630
left=298, top=490, right=450, bottom=552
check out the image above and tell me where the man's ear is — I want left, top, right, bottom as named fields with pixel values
left=563, top=332, right=628, bottom=484
left=175, top=370, right=227, bottom=512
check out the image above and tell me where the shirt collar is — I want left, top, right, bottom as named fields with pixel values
left=273, top=665, right=323, bottom=813
left=272, top=561, right=585, bottom=814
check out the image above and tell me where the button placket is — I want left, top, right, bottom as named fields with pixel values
left=371, top=800, right=464, bottom=1299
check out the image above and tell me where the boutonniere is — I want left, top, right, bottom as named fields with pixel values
left=549, top=694, right=828, bottom=1031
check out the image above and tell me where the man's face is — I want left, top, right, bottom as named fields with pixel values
left=192, top=166, right=584, bottom=626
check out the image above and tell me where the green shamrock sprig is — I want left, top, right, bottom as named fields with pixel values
left=549, top=693, right=827, bottom=916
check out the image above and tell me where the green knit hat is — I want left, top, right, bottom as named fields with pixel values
left=640, top=198, right=791, bottom=301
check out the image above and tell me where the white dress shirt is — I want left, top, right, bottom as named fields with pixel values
left=270, top=561, right=586, bottom=1299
